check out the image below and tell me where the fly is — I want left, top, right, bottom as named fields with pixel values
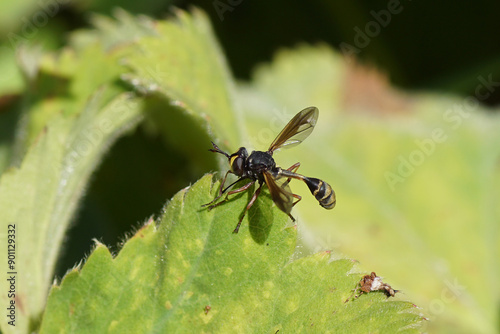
left=203, top=107, right=336, bottom=233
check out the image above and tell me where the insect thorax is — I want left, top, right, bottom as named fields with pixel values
left=246, top=150, right=276, bottom=180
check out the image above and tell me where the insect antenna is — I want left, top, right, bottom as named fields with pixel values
left=208, top=141, right=230, bottom=158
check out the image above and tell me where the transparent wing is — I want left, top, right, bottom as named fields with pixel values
left=263, top=171, right=294, bottom=214
left=268, top=107, right=319, bottom=153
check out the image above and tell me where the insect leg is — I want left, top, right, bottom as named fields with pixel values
left=286, top=162, right=301, bottom=172
left=291, top=193, right=302, bottom=207
left=283, top=164, right=303, bottom=222
left=207, top=180, right=255, bottom=211
left=208, top=141, right=230, bottom=158
left=282, top=162, right=301, bottom=187
left=233, top=182, right=263, bottom=234
left=202, top=171, right=233, bottom=207
left=285, top=193, right=302, bottom=222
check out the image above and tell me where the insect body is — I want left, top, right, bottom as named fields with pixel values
left=203, top=107, right=335, bottom=233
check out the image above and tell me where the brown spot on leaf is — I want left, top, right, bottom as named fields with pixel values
left=342, top=60, right=414, bottom=114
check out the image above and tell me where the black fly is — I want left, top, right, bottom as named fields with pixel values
left=203, top=107, right=336, bottom=233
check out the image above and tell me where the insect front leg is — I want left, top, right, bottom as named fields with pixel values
left=207, top=180, right=255, bottom=211
left=233, top=182, right=262, bottom=234
left=202, top=170, right=232, bottom=207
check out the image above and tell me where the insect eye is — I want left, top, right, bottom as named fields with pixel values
left=230, top=156, right=245, bottom=175
left=229, top=148, right=247, bottom=176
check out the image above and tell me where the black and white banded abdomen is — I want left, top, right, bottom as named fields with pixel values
left=304, top=177, right=336, bottom=209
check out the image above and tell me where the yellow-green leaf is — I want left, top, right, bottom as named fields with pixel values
left=40, top=175, right=423, bottom=333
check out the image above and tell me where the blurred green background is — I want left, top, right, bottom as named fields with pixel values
left=3, top=1, right=500, bottom=98
left=1, top=1, right=499, bottom=333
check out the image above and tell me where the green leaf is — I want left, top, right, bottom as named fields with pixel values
left=123, top=8, right=243, bottom=150
left=40, top=174, right=423, bottom=333
left=73, top=8, right=245, bottom=174
left=2, top=9, right=242, bottom=333
left=238, top=45, right=500, bottom=333
left=0, top=44, right=24, bottom=95
left=0, top=90, right=142, bottom=334
left=68, top=9, right=158, bottom=52
left=0, top=0, right=40, bottom=33
left=70, top=9, right=242, bottom=173
left=18, top=43, right=129, bottom=151
left=0, top=8, right=450, bottom=333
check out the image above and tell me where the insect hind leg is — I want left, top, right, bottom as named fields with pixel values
left=291, top=193, right=302, bottom=207
left=282, top=162, right=301, bottom=187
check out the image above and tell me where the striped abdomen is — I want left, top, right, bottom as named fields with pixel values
left=304, top=177, right=336, bottom=209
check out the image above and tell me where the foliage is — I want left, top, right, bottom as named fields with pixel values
left=1, top=6, right=498, bottom=334
left=40, top=175, right=422, bottom=333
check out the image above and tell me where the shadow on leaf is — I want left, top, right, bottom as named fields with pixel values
left=248, top=187, right=273, bottom=244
